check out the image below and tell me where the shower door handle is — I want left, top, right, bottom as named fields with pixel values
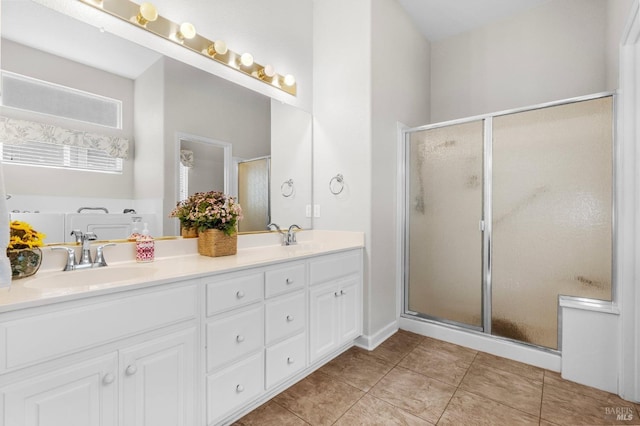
left=479, top=220, right=485, bottom=232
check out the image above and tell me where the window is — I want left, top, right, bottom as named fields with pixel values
left=0, top=71, right=128, bottom=173
left=1, top=71, right=122, bottom=129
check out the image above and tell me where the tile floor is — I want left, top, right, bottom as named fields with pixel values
left=235, top=330, right=640, bottom=426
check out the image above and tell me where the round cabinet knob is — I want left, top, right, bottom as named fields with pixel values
left=286, top=315, right=294, bottom=322
left=236, top=291, right=245, bottom=299
left=285, top=278, right=293, bottom=285
left=341, top=290, right=346, bottom=295
left=125, top=365, right=138, bottom=376
left=102, top=373, right=115, bottom=385
left=236, top=384, right=245, bottom=393
left=236, top=335, right=245, bottom=343
left=335, top=292, right=340, bottom=297
left=287, top=357, right=295, bottom=365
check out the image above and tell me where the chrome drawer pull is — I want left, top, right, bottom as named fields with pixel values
left=287, top=357, right=295, bottom=364
left=236, top=291, right=245, bottom=299
left=236, top=384, right=245, bottom=393
left=236, top=335, right=245, bottom=343
left=286, top=315, right=294, bottom=322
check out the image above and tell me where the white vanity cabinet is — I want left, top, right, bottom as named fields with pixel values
left=309, top=251, right=363, bottom=363
left=0, top=243, right=364, bottom=426
left=0, top=282, right=199, bottom=426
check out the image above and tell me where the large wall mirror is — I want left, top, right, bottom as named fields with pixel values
left=1, top=0, right=312, bottom=242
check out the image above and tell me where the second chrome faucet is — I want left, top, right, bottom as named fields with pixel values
left=267, top=223, right=302, bottom=246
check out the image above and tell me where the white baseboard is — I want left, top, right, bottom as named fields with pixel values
left=399, top=316, right=561, bottom=372
left=355, top=320, right=398, bottom=350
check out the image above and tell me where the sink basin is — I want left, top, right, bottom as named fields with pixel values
left=23, top=266, right=158, bottom=290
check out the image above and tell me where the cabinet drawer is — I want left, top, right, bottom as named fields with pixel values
left=310, top=251, right=361, bottom=286
left=207, top=351, right=264, bottom=424
left=266, top=332, right=306, bottom=389
left=206, top=306, right=263, bottom=372
left=0, top=285, right=197, bottom=372
left=206, top=272, right=264, bottom=316
left=265, top=291, right=305, bottom=345
left=265, top=263, right=305, bottom=298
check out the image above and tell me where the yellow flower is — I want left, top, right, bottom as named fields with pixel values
left=7, top=221, right=45, bottom=250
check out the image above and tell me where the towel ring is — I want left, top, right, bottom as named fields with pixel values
left=329, top=174, right=344, bottom=195
left=281, top=179, right=294, bottom=197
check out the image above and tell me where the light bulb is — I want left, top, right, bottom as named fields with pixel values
left=283, top=74, right=296, bottom=86
left=177, top=22, right=196, bottom=40
left=207, top=40, right=228, bottom=57
left=258, top=64, right=276, bottom=80
left=136, top=2, right=158, bottom=26
left=240, top=53, right=254, bottom=67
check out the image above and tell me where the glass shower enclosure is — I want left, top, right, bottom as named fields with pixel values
left=404, top=94, right=613, bottom=350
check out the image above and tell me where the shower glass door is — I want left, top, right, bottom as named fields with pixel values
left=406, top=120, right=484, bottom=329
left=491, top=97, right=613, bottom=349
left=404, top=94, right=613, bottom=350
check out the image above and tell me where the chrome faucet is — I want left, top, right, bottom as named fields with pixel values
left=286, top=224, right=302, bottom=245
left=52, top=231, right=114, bottom=271
left=267, top=223, right=302, bottom=246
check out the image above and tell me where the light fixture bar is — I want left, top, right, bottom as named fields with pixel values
left=78, top=0, right=297, bottom=96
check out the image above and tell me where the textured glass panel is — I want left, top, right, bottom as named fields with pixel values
left=407, top=120, right=484, bottom=327
left=238, top=158, right=270, bottom=232
left=492, top=97, right=613, bottom=349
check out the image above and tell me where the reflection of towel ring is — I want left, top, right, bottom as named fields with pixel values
left=281, top=179, right=294, bottom=197
left=329, top=174, right=344, bottom=195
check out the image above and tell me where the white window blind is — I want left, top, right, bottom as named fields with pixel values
left=1, top=140, right=123, bottom=173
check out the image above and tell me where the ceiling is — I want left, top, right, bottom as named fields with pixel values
left=397, top=0, right=550, bottom=41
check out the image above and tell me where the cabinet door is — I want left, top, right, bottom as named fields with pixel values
left=2, top=354, right=118, bottom=426
left=120, top=327, right=196, bottom=426
left=339, top=276, right=362, bottom=343
left=309, top=281, right=340, bottom=363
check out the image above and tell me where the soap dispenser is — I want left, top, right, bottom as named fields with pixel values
left=135, top=223, right=154, bottom=262
left=128, top=217, right=142, bottom=241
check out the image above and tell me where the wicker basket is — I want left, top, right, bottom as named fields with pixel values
left=197, top=229, right=237, bottom=257
left=181, top=226, right=198, bottom=238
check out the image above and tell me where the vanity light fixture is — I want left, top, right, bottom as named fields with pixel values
left=176, top=22, right=197, bottom=41
left=282, top=74, right=296, bottom=87
left=135, top=2, right=158, bottom=26
left=258, top=64, right=276, bottom=81
left=239, top=53, right=254, bottom=68
left=207, top=40, right=228, bottom=57
left=78, top=0, right=296, bottom=96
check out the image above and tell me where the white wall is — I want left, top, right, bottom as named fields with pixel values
left=606, top=0, right=635, bottom=90
left=430, top=0, right=609, bottom=122
left=369, top=0, right=431, bottom=340
left=1, top=40, right=135, bottom=200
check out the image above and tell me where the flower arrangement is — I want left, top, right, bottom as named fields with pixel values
left=8, top=220, right=46, bottom=250
left=170, top=191, right=243, bottom=236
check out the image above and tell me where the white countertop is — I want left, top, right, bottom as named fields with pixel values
left=0, top=230, right=364, bottom=313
